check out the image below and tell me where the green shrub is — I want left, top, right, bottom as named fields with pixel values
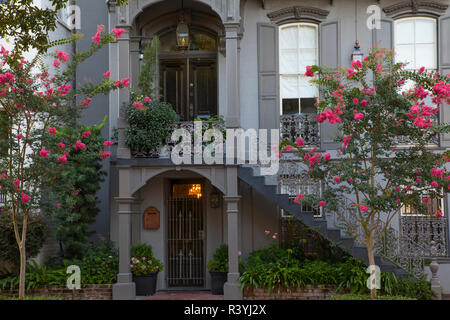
left=0, top=241, right=119, bottom=293
left=125, top=97, right=179, bottom=154
left=208, top=244, right=229, bottom=272
left=0, top=213, right=48, bottom=273
left=42, top=120, right=108, bottom=259
left=239, top=252, right=434, bottom=300
left=330, top=294, right=416, bottom=300
left=130, top=243, right=163, bottom=276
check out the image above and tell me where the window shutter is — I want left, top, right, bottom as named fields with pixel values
left=257, top=23, right=279, bottom=131
left=319, top=20, right=340, bottom=150
left=372, top=18, right=393, bottom=50
left=439, top=15, right=450, bottom=147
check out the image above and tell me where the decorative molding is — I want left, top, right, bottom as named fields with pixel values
left=383, top=0, right=449, bottom=17
left=267, top=6, right=330, bottom=24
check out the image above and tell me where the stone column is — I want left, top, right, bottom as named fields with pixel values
left=116, top=25, right=132, bottom=159
left=224, top=23, right=241, bottom=128
left=112, top=167, right=136, bottom=300
left=223, top=166, right=242, bottom=300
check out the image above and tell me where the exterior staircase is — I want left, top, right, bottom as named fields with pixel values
left=237, top=165, right=411, bottom=278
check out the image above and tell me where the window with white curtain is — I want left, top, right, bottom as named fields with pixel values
left=279, top=23, right=319, bottom=115
left=394, top=17, right=437, bottom=70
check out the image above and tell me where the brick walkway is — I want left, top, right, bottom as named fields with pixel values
left=137, top=291, right=223, bottom=300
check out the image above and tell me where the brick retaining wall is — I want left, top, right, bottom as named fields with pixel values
left=244, top=285, right=337, bottom=300
left=10, top=284, right=112, bottom=300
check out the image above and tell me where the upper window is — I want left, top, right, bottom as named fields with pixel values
left=279, top=23, right=319, bottom=115
left=394, top=17, right=437, bottom=70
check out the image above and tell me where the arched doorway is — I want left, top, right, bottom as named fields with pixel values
left=135, top=0, right=223, bottom=121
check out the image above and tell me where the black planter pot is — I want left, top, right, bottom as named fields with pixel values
left=133, top=271, right=159, bottom=296
left=209, top=270, right=227, bottom=295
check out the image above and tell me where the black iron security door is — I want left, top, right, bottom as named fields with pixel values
left=167, top=183, right=205, bottom=287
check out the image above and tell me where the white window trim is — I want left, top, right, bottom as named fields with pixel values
left=394, top=16, right=437, bottom=70
left=279, top=22, right=319, bottom=115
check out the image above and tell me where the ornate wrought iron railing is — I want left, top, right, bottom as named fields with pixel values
left=327, top=196, right=438, bottom=278
left=280, top=113, right=320, bottom=147
left=131, top=120, right=225, bottom=158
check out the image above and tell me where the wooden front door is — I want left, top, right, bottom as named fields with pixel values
left=160, top=58, right=217, bottom=121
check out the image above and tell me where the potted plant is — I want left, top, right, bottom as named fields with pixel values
left=130, top=243, right=163, bottom=296
left=207, top=244, right=230, bottom=295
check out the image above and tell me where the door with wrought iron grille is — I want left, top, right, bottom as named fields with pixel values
left=168, top=184, right=204, bottom=287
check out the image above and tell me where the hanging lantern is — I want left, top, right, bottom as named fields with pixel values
left=176, top=13, right=189, bottom=49
left=351, top=40, right=364, bottom=62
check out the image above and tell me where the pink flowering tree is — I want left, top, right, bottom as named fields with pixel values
left=0, top=26, right=127, bottom=298
left=282, top=47, right=450, bottom=298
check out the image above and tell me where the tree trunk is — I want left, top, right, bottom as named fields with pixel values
left=367, top=246, right=377, bottom=299
left=18, top=244, right=26, bottom=299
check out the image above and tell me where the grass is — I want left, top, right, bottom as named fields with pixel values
left=331, top=294, right=417, bottom=300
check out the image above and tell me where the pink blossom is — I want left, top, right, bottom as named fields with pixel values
left=133, top=101, right=143, bottom=110
left=237, top=251, right=242, bottom=256
left=395, top=186, right=401, bottom=192
left=351, top=60, right=362, bottom=69
left=349, top=178, right=354, bottom=183
left=121, top=78, right=130, bottom=87
left=296, top=137, right=304, bottom=147
left=21, top=193, right=30, bottom=204
left=17, top=134, right=22, bottom=140
left=74, top=140, right=86, bottom=150
left=83, top=131, right=91, bottom=138
left=58, top=142, right=66, bottom=150
left=360, top=100, right=367, bottom=107
left=53, top=59, right=61, bottom=67
left=334, top=176, right=341, bottom=183
left=48, top=127, right=56, bottom=135
left=318, top=201, right=326, bottom=207
left=431, top=181, right=439, bottom=188
left=104, top=70, right=111, bottom=78
left=100, top=150, right=112, bottom=159
left=436, top=210, right=443, bottom=219
left=13, top=179, right=20, bottom=187
left=56, top=50, right=69, bottom=62
left=305, top=65, right=314, bottom=77
left=294, top=193, right=305, bottom=204
left=416, top=169, right=422, bottom=175
left=324, top=153, right=331, bottom=161
left=112, top=28, right=125, bottom=39
left=114, top=80, right=120, bottom=87
left=343, top=135, right=351, bottom=147
left=40, top=148, right=50, bottom=159
left=264, top=230, right=270, bottom=235
left=416, top=178, right=422, bottom=183
left=272, top=234, right=277, bottom=239
left=82, top=98, right=92, bottom=108
left=144, top=96, right=152, bottom=103
left=360, top=205, right=368, bottom=212
left=354, top=112, right=364, bottom=121
left=375, top=64, right=382, bottom=73
left=353, top=98, right=359, bottom=105
left=92, top=31, right=101, bottom=44
left=58, top=155, right=67, bottom=162
left=104, top=141, right=114, bottom=147
left=56, top=203, right=61, bottom=208
left=418, top=66, right=425, bottom=74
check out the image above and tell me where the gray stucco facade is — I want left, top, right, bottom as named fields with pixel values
left=45, top=0, right=450, bottom=298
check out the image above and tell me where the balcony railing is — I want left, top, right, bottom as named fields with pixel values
left=280, top=113, right=320, bottom=147
left=131, top=120, right=226, bottom=158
